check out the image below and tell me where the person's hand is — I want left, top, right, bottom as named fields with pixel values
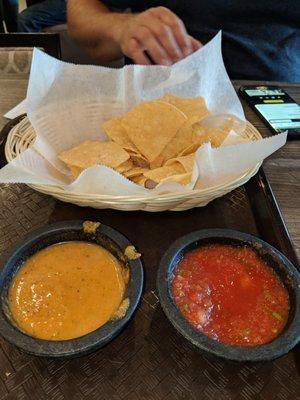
left=114, top=7, right=202, bottom=65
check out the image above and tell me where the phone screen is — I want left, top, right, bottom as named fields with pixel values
left=244, top=87, right=300, bottom=133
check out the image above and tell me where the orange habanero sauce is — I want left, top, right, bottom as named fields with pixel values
left=171, top=244, right=290, bottom=346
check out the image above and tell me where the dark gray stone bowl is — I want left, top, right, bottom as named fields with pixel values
left=0, top=220, right=144, bottom=358
left=157, top=229, right=300, bottom=362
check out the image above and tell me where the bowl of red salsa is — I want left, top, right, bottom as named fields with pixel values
left=157, top=229, right=300, bottom=361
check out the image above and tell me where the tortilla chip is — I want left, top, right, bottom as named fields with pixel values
left=116, top=159, right=134, bottom=173
left=59, top=95, right=227, bottom=189
left=144, top=164, right=185, bottom=183
left=124, top=167, right=149, bottom=178
left=102, top=117, right=138, bottom=153
left=161, top=93, right=209, bottom=120
left=161, top=172, right=192, bottom=185
left=179, top=138, right=204, bottom=157
left=121, top=100, right=187, bottom=162
left=149, top=155, right=165, bottom=170
left=193, top=124, right=230, bottom=148
left=59, top=140, right=129, bottom=170
left=68, top=165, right=83, bottom=178
left=131, top=175, right=147, bottom=186
left=151, top=117, right=199, bottom=167
left=165, top=154, right=195, bottom=172
left=130, top=153, right=150, bottom=168
left=179, top=122, right=231, bottom=156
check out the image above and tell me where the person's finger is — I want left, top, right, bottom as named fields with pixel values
left=190, top=36, right=202, bottom=52
left=127, top=37, right=151, bottom=65
left=143, top=20, right=183, bottom=62
left=133, top=26, right=172, bottom=65
left=151, top=7, right=192, bottom=57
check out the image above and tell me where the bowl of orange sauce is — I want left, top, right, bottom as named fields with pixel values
left=0, top=220, right=143, bottom=357
left=157, top=229, right=300, bottom=361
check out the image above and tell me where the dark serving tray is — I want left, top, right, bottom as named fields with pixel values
left=0, top=117, right=299, bottom=400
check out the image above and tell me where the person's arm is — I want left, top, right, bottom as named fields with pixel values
left=67, top=0, right=201, bottom=65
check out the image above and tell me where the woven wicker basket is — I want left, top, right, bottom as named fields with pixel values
left=5, top=117, right=262, bottom=211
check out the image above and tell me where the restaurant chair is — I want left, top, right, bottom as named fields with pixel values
left=0, top=32, right=61, bottom=75
left=0, top=0, right=5, bottom=33
left=0, top=32, right=61, bottom=57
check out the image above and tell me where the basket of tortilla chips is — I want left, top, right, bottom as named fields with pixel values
left=4, top=93, right=263, bottom=211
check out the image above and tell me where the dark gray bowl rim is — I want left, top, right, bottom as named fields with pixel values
left=157, top=228, right=300, bottom=362
left=0, top=220, right=144, bottom=358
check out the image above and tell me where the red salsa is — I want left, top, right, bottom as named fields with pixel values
left=171, top=244, right=290, bottom=346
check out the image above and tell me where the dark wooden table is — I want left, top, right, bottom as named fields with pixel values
left=0, top=74, right=299, bottom=400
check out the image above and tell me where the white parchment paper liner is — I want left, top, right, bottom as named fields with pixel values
left=0, top=32, right=286, bottom=196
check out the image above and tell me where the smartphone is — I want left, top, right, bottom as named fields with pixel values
left=239, top=86, right=300, bottom=140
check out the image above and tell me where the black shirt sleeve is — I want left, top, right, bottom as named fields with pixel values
left=101, top=0, right=133, bottom=10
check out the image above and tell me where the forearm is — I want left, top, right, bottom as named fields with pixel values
left=67, top=0, right=132, bottom=61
